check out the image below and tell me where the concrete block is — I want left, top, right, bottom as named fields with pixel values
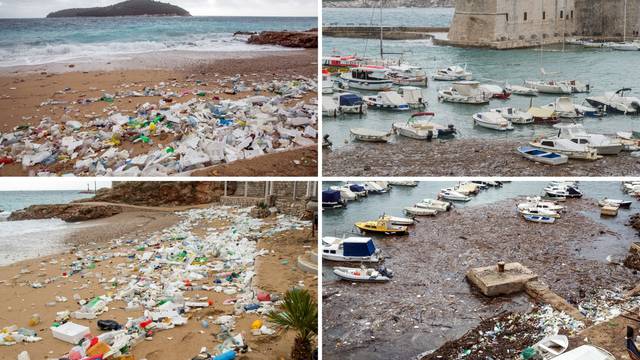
left=466, top=262, right=538, bottom=297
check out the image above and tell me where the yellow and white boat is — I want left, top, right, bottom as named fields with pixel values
left=354, top=218, right=408, bottom=235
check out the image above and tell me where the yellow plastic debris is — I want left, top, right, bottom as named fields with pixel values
left=251, top=319, right=263, bottom=330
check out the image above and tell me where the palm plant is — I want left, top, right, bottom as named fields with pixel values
left=267, top=288, right=318, bottom=360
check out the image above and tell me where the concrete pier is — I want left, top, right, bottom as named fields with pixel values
left=323, top=26, right=449, bottom=40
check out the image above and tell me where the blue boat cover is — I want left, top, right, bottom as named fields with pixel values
left=339, top=94, right=363, bottom=106
left=343, top=239, right=376, bottom=256
left=349, top=184, right=365, bottom=192
left=322, top=189, right=341, bottom=203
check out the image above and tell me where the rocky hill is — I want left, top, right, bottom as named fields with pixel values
left=46, top=0, right=190, bottom=18
left=324, top=0, right=454, bottom=7
left=247, top=30, right=318, bottom=48
left=90, top=181, right=231, bottom=206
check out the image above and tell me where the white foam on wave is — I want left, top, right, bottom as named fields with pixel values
left=0, top=34, right=297, bottom=67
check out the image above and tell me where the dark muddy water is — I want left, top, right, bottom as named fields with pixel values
left=322, top=181, right=640, bottom=360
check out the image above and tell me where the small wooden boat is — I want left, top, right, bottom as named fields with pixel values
left=380, top=215, right=415, bottom=225
left=333, top=266, right=392, bottom=282
left=517, top=146, right=569, bottom=166
left=416, top=198, right=451, bottom=212
left=350, top=128, right=391, bottom=143
left=404, top=206, right=437, bottom=216
left=523, top=214, right=556, bottom=224
left=534, top=335, right=568, bottom=358
left=354, top=219, right=408, bottom=234
left=598, top=198, right=632, bottom=208
left=519, top=207, right=560, bottom=218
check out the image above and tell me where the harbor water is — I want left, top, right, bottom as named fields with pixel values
left=323, top=8, right=640, bottom=149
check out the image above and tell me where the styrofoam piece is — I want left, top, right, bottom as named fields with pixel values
left=51, top=322, right=90, bottom=344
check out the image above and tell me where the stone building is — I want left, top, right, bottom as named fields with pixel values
left=448, top=0, right=639, bottom=49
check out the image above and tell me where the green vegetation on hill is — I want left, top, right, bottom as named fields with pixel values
left=46, top=0, right=191, bottom=18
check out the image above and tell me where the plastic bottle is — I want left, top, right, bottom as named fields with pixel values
left=213, top=351, right=236, bottom=360
left=28, top=314, right=40, bottom=327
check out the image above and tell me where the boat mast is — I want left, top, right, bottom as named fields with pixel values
left=623, top=0, right=628, bottom=42
left=379, top=0, right=384, bottom=59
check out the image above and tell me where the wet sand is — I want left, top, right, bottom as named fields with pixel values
left=322, top=196, right=640, bottom=360
left=323, top=139, right=640, bottom=176
left=0, top=207, right=317, bottom=359
left=0, top=50, right=318, bottom=176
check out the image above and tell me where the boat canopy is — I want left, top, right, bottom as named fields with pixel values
left=379, top=91, right=406, bottom=106
left=401, top=87, right=423, bottom=103
left=322, top=189, right=341, bottom=203
left=343, top=238, right=376, bottom=256
left=555, top=97, right=576, bottom=112
left=349, top=184, right=366, bottom=193
left=338, top=93, right=363, bottom=106
left=528, top=107, right=556, bottom=117
left=453, top=81, right=482, bottom=96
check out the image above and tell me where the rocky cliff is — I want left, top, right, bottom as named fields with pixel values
left=323, top=0, right=454, bottom=8
left=9, top=204, right=122, bottom=222
left=90, top=181, right=232, bottom=206
left=46, top=0, right=190, bottom=18
left=247, top=30, right=318, bottom=48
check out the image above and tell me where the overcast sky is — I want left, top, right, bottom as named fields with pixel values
left=0, top=179, right=112, bottom=191
left=0, top=0, right=318, bottom=18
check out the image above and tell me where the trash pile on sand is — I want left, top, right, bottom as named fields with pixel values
left=0, top=77, right=317, bottom=176
left=577, top=288, right=640, bottom=322
left=2, top=205, right=311, bottom=359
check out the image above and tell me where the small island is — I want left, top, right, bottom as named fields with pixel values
left=46, top=0, right=191, bottom=18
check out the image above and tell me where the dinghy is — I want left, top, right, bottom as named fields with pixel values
left=523, top=214, right=556, bottom=224
left=322, top=237, right=382, bottom=262
left=392, top=112, right=457, bottom=140
left=517, top=146, right=569, bottom=165
left=364, top=91, right=411, bottom=111
left=433, top=65, right=473, bottom=81
left=438, top=81, right=491, bottom=104
left=333, top=266, right=393, bottom=282
left=472, top=112, right=514, bottom=131
left=404, top=206, right=438, bottom=216
left=350, top=128, right=391, bottom=142
left=554, top=124, right=623, bottom=155
left=491, top=107, right=534, bottom=124
left=529, top=138, right=600, bottom=160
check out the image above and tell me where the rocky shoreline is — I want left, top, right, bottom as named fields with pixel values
left=247, top=29, right=318, bottom=48
left=8, top=203, right=123, bottom=222
left=323, top=139, right=640, bottom=176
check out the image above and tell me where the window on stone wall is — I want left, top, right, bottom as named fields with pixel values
left=524, top=12, right=527, bottom=21
left=543, top=11, right=546, bottom=20
left=560, top=10, right=564, bottom=19
left=571, top=10, right=574, bottom=19
left=506, top=13, right=509, bottom=22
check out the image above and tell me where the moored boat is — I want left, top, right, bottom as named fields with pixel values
left=350, top=128, right=391, bottom=142
left=392, top=112, right=457, bottom=140
left=380, top=215, right=415, bottom=225
left=339, top=67, right=394, bottom=91
left=491, top=107, right=534, bottom=124
left=517, top=146, right=569, bottom=165
left=404, top=206, right=438, bottom=216
left=334, top=92, right=367, bottom=114
left=598, top=198, right=632, bottom=208
left=472, top=112, right=514, bottom=131
left=438, top=189, right=472, bottom=202
left=355, top=218, right=408, bottom=235
left=364, top=91, right=411, bottom=111
left=438, top=81, right=491, bottom=104
left=586, top=88, right=640, bottom=114
left=523, top=214, right=556, bottom=224
left=529, top=138, right=600, bottom=160
left=433, top=65, right=473, bottom=81
left=333, top=266, right=393, bottom=282
left=322, top=236, right=382, bottom=262
left=553, top=124, right=623, bottom=155
left=415, top=198, right=452, bottom=211
left=524, top=80, right=572, bottom=94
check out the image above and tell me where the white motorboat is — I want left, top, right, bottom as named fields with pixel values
left=517, top=146, right=569, bottom=165
left=416, top=198, right=451, bottom=212
left=472, top=112, right=514, bottom=131
left=350, top=128, right=391, bottom=142
left=392, top=112, right=457, bottom=140
left=543, top=97, right=582, bottom=118
left=609, top=42, right=640, bottom=51
left=364, top=91, right=411, bottom=111
left=364, top=181, right=389, bottom=194
left=388, top=180, right=418, bottom=187
left=518, top=201, right=564, bottom=213
left=598, top=198, right=632, bottom=208
left=322, top=96, right=341, bottom=117
left=480, top=84, right=511, bottom=100
left=339, top=67, right=394, bottom=91
left=380, top=215, right=415, bottom=225
left=438, top=189, right=472, bottom=202
left=506, top=84, right=539, bottom=96
left=433, top=65, right=473, bottom=81
left=333, top=266, right=392, bottom=282
left=322, top=70, right=334, bottom=94
left=519, top=207, right=560, bottom=218
left=575, top=104, right=606, bottom=117
left=333, top=92, right=367, bottom=114
left=438, top=81, right=491, bottom=104
left=388, top=65, right=428, bottom=86
left=553, top=123, right=623, bottom=155
left=322, top=237, right=382, bottom=262
left=529, top=138, right=600, bottom=160
left=491, top=107, right=534, bottom=124
left=524, top=80, right=572, bottom=94
left=398, top=86, right=427, bottom=108
left=586, top=88, right=640, bottom=114
left=345, top=183, right=367, bottom=197
left=552, top=345, right=614, bottom=360
left=544, top=184, right=584, bottom=198
left=329, top=185, right=357, bottom=201
left=404, top=206, right=438, bottom=216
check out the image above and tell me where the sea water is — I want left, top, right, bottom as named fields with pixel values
left=0, top=16, right=316, bottom=67
left=323, top=8, right=640, bottom=148
left=0, top=191, right=97, bottom=265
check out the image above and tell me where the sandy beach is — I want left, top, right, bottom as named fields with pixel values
left=0, top=204, right=317, bottom=359
left=0, top=49, right=318, bottom=176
